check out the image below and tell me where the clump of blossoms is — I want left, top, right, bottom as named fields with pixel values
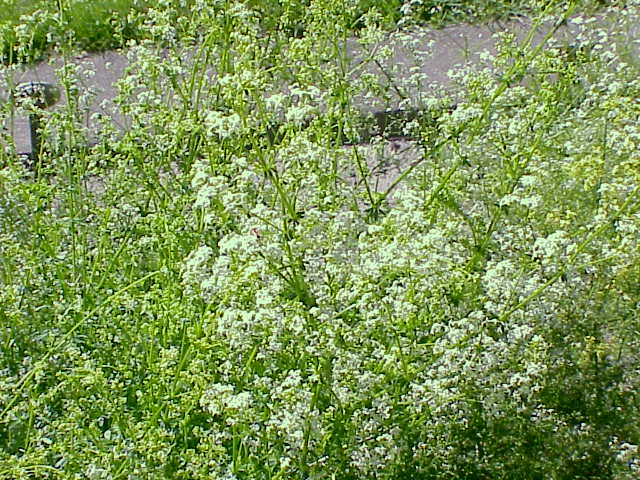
left=2, top=0, right=640, bottom=478
left=180, top=2, right=640, bottom=478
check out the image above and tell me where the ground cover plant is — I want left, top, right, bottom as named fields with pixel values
left=1, top=0, right=639, bottom=478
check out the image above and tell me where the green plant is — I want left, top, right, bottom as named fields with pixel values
left=1, top=0, right=639, bottom=478
left=0, top=0, right=191, bottom=65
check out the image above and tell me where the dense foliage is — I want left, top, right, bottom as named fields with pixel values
left=1, top=0, right=639, bottom=478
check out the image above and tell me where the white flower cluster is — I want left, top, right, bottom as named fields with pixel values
left=4, top=0, right=640, bottom=478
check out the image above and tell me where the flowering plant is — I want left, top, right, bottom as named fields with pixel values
left=1, top=0, right=639, bottom=478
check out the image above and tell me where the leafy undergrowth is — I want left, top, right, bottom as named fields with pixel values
left=1, top=0, right=640, bottom=478
left=0, top=0, right=152, bottom=65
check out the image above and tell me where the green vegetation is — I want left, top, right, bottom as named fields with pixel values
left=1, top=0, right=143, bottom=64
left=1, top=0, right=639, bottom=478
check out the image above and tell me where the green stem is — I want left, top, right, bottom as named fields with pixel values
left=0, top=270, right=161, bottom=423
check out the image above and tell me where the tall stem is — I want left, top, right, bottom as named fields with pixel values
left=28, top=113, right=42, bottom=167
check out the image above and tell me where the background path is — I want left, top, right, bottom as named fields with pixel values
left=1, top=9, right=635, bottom=156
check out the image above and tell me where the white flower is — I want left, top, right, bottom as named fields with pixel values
left=200, top=383, right=252, bottom=416
left=182, top=245, right=214, bottom=285
left=284, top=104, right=317, bottom=126
left=218, top=232, right=259, bottom=257
left=205, top=110, right=242, bottom=139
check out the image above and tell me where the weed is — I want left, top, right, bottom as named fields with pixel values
left=1, top=0, right=639, bottom=478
